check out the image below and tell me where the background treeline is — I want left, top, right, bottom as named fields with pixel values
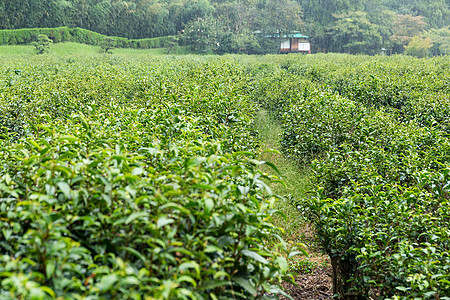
left=0, top=0, right=449, bottom=55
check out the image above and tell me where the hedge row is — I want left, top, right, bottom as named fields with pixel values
left=281, top=54, right=450, bottom=132
left=0, top=27, right=176, bottom=49
left=248, top=54, right=450, bottom=299
left=0, top=56, right=296, bottom=299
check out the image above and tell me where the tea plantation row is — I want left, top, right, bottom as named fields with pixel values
left=0, top=56, right=299, bottom=299
left=250, top=54, right=450, bottom=299
left=1, top=53, right=448, bottom=299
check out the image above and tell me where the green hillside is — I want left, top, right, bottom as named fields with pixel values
left=0, top=42, right=191, bottom=56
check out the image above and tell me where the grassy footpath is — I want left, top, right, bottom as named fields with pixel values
left=0, top=42, right=191, bottom=56
left=255, top=110, right=330, bottom=275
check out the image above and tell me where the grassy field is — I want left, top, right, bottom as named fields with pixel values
left=0, top=42, right=191, bottom=56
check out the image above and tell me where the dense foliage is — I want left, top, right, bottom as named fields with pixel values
left=0, top=0, right=449, bottom=55
left=0, top=56, right=299, bottom=299
left=250, top=54, right=450, bottom=299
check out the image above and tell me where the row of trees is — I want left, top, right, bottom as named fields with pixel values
left=0, top=0, right=448, bottom=55
left=183, top=0, right=449, bottom=56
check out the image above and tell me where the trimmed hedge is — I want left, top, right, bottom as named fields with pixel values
left=0, top=55, right=297, bottom=299
left=247, top=54, right=450, bottom=299
left=0, top=27, right=176, bottom=49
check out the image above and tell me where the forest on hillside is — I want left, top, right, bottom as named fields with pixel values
left=0, top=0, right=449, bottom=55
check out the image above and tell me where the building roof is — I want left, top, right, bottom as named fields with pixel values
left=264, top=31, right=309, bottom=39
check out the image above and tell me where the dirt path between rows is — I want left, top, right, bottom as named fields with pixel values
left=281, top=267, right=332, bottom=299
left=255, top=110, right=333, bottom=299
left=280, top=223, right=332, bottom=299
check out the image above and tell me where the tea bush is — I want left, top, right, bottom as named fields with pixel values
left=0, top=56, right=298, bottom=299
left=282, top=54, right=450, bottom=132
left=247, top=54, right=450, bottom=299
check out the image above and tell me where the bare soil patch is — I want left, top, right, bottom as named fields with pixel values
left=281, top=267, right=333, bottom=299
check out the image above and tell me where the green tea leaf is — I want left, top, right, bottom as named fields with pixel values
left=234, top=277, right=257, bottom=296
left=97, top=274, right=118, bottom=291
left=125, top=212, right=148, bottom=224
left=157, top=216, right=174, bottom=228
left=241, top=250, right=268, bottom=264
left=277, top=256, right=288, bottom=273
left=57, top=182, right=71, bottom=199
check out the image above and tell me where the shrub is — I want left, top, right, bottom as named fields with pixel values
left=247, top=53, right=450, bottom=298
left=404, top=36, right=433, bottom=58
left=30, top=34, right=52, bottom=54
left=0, top=56, right=299, bottom=299
left=100, top=37, right=116, bottom=53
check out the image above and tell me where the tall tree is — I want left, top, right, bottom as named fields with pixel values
left=214, top=0, right=258, bottom=34
left=390, top=14, right=426, bottom=53
left=258, top=0, right=303, bottom=35
left=382, top=0, right=449, bottom=28
left=327, top=11, right=382, bottom=54
left=424, top=26, right=450, bottom=55
left=89, top=1, right=111, bottom=34
left=366, top=9, right=396, bottom=52
left=73, top=0, right=92, bottom=29
left=404, top=35, right=433, bottom=57
left=178, top=0, right=215, bottom=27
left=182, top=15, right=220, bottom=53
left=107, top=1, right=137, bottom=38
